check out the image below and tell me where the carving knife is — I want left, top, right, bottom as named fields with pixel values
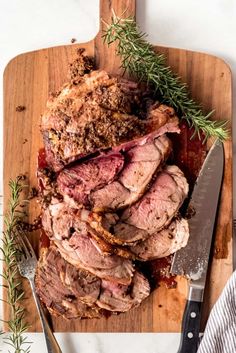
left=171, top=140, right=224, bottom=353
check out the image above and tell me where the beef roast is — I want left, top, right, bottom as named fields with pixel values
left=36, top=246, right=102, bottom=319
left=84, top=165, right=189, bottom=246
left=41, top=61, right=180, bottom=171
left=58, top=134, right=172, bottom=211
left=37, top=51, right=191, bottom=320
left=42, top=69, right=145, bottom=171
left=41, top=201, right=135, bottom=284
left=131, top=218, right=189, bottom=260
left=36, top=246, right=150, bottom=317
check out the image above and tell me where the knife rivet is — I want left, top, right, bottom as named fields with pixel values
left=190, top=312, right=197, bottom=318
left=188, top=332, right=194, bottom=339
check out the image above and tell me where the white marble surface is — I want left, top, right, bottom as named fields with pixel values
left=0, top=0, right=235, bottom=352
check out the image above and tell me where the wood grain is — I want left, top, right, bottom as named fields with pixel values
left=3, top=0, right=232, bottom=332
left=95, top=0, right=136, bottom=75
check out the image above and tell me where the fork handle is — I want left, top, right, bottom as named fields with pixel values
left=29, top=280, right=62, bottom=353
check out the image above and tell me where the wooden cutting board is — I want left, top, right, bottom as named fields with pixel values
left=3, top=0, right=232, bottom=332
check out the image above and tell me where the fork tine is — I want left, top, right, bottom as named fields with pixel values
left=14, top=225, right=36, bottom=259
left=13, top=235, right=24, bottom=259
left=20, top=229, right=37, bottom=259
left=15, top=231, right=31, bottom=259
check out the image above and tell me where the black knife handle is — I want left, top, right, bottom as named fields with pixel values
left=177, top=299, right=202, bottom=353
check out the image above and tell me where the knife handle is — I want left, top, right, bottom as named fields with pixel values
left=177, top=299, right=202, bottom=353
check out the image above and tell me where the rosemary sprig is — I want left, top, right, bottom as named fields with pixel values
left=103, top=15, right=228, bottom=141
left=0, top=176, right=31, bottom=353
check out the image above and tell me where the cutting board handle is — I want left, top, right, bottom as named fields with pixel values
left=99, top=0, right=136, bottom=20
left=95, top=0, right=136, bottom=74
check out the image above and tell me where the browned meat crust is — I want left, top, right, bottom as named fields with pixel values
left=41, top=49, right=180, bottom=172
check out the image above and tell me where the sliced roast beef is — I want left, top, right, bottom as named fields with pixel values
left=36, top=246, right=150, bottom=317
left=118, top=165, right=189, bottom=233
left=90, top=135, right=172, bottom=211
left=84, top=165, right=189, bottom=246
left=41, top=201, right=135, bottom=284
left=131, top=218, right=189, bottom=260
left=97, top=272, right=150, bottom=312
left=36, top=246, right=102, bottom=319
left=57, top=234, right=134, bottom=285
left=58, top=134, right=172, bottom=211
left=57, top=152, right=124, bottom=207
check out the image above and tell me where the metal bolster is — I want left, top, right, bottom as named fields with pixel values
left=188, top=284, right=204, bottom=302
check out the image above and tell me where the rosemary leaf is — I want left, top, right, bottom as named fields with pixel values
left=103, top=15, right=228, bottom=141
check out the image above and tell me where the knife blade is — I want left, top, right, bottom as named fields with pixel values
left=171, top=139, right=224, bottom=353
